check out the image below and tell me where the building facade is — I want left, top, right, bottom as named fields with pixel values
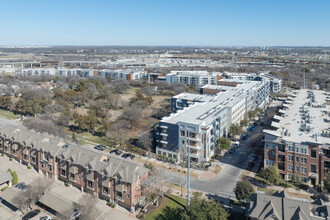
left=0, top=125, right=149, bottom=212
left=263, top=89, right=330, bottom=186
left=156, top=79, right=270, bottom=163
left=166, top=71, right=222, bottom=87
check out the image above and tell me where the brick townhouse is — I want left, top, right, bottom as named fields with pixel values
left=264, top=89, right=330, bottom=186
left=0, top=125, right=149, bottom=212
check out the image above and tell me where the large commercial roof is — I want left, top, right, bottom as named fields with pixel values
left=162, top=80, right=262, bottom=126
left=0, top=187, right=22, bottom=207
left=264, top=89, right=330, bottom=145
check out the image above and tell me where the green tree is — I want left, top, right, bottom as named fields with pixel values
left=228, top=124, right=243, bottom=137
left=12, top=171, right=18, bottom=185
left=234, top=180, right=255, bottom=202
left=259, top=165, right=281, bottom=185
left=182, top=192, right=229, bottom=220
left=324, top=173, right=330, bottom=192
left=240, top=119, right=248, bottom=127
left=217, top=137, right=231, bottom=150
left=248, top=110, right=256, bottom=120
left=157, top=192, right=229, bottom=220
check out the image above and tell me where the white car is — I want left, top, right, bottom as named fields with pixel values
left=40, top=216, right=52, bottom=220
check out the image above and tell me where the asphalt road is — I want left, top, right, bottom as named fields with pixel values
left=162, top=125, right=263, bottom=199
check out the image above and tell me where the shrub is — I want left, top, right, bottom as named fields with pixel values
left=107, top=201, right=116, bottom=208
left=259, top=166, right=281, bottom=185
left=65, top=182, right=70, bottom=187
left=1, top=186, right=8, bottom=191
left=234, top=180, right=255, bottom=202
left=9, top=158, right=13, bottom=161
left=136, top=213, right=145, bottom=219
left=12, top=171, right=18, bottom=185
left=27, top=166, right=32, bottom=169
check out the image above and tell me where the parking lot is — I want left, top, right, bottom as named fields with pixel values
left=0, top=155, right=137, bottom=220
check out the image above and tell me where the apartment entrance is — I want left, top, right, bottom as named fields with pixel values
left=311, top=177, right=316, bottom=186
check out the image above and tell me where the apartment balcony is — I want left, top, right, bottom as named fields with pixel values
left=160, top=133, right=168, bottom=137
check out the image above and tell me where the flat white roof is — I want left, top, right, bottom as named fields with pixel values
left=264, top=89, right=330, bottom=145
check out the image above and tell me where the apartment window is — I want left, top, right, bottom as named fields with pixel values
left=266, top=160, right=269, bottom=166
left=300, top=148, right=304, bottom=154
left=70, top=173, right=75, bottom=180
left=301, top=158, right=307, bottom=164
left=163, top=152, right=166, bottom=156
left=288, top=146, right=294, bottom=152
left=288, top=155, right=293, bottom=161
left=48, top=165, right=52, bottom=171
left=103, top=187, right=109, bottom=195
left=311, top=164, right=317, bottom=173
left=23, top=154, right=28, bottom=160
left=296, top=147, right=299, bottom=153
left=31, top=157, right=36, bottom=163
left=127, top=193, right=130, bottom=198
left=288, top=174, right=292, bottom=180
left=304, top=148, right=307, bottom=154
left=61, top=169, right=66, bottom=176
left=296, top=157, right=299, bottom=162
left=266, top=150, right=269, bottom=157
left=87, top=181, right=93, bottom=188
left=158, top=151, right=161, bottom=155
left=301, top=167, right=304, bottom=173
left=272, top=151, right=275, bottom=157
left=311, top=149, right=317, bottom=158
left=296, top=166, right=299, bottom=172
left=181, top=140, right=185, bottom=144
left=288, top=164, right=293, bottom=170
left=41, top=161, right=44, bottom=168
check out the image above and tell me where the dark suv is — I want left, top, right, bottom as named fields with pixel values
left=22, top=209, right=40, bottom=220
left=94, top=145, right=106, bottom=151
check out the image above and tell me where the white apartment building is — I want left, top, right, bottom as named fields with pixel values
left=226, top=72, right=282, bottom=93
left=20, top=68, right=56, bottom=76
left=166, top=71, right=222, bottom=87
left=156, top=79, right=270, bottom=163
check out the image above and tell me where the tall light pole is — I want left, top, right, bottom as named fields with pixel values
left=187, top=131, right=191, bottom=209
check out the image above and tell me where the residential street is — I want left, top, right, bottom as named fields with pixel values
left=162, top=125, right=264, bottom=199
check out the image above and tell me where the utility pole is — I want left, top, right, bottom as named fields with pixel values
left=303, top=68, right=306, bottom=89
left=187, top=131, right=190, bottom=209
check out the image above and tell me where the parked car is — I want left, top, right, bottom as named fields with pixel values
left=248, top=161, right=255, bottom=167
left=22, top=209, right=41, bottom=220
left=16, top=182, right=27, bottom=191
left=130, top=154, right=135, bottom=159
left=121, top=153, right=131, bottom=158
left=0, top=197, right=3, bottom=203
left=40, top=216, right=52, bottom=220
left=253, top=122, right=258, bottom=126
left=71, top=209, right=81, bottom=220
left=115, top=150, right=122, bottom=156
left=110, top=149, right=118, bottom=154
left=247, top=126, right=253, bottom=131
left=94, top=145, right=106, bottom=151
left=229, top=148, right=235, bottom=154
left=240, top=133, right=247, bottom=140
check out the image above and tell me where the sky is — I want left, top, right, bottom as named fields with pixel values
left=0, top=0, right=329, bottom=46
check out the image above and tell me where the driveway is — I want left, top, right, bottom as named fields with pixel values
left=162, top=124, right=264, bottom=199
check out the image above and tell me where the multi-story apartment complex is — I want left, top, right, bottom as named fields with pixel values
left=166, top=71, right=222, bottom=87
left=263, top=89, right=330, bottom=186
left=156, top=79, right=270, bottom=163
left=21, top=68, right=56, bottom=76
left=226, top=71, right=282, bottom=93
left=0, top=125, right=149, bottom=212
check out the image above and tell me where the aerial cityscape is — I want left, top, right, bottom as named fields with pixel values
left=0, top=1, right=329, bottom=220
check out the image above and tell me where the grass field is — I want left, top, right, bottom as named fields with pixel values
left=145, top=194, right=187, bottom=220
left=0, top=109, right=18, bottom=120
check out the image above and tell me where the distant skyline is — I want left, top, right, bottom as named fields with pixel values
left=1, top=0, right=329, bottom=46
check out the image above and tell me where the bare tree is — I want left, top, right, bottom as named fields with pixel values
left=77, top=194, right=101, bottom=220
left=13, top=176, right=54, bottom=213
left=137, top=132, right=153, bottom=153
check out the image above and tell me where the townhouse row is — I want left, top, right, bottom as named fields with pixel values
left=263, top=89, right=330, bottom=186
left=0, top=125, right=149, bottom=212
left=156, top=78, right=270, bottom=163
